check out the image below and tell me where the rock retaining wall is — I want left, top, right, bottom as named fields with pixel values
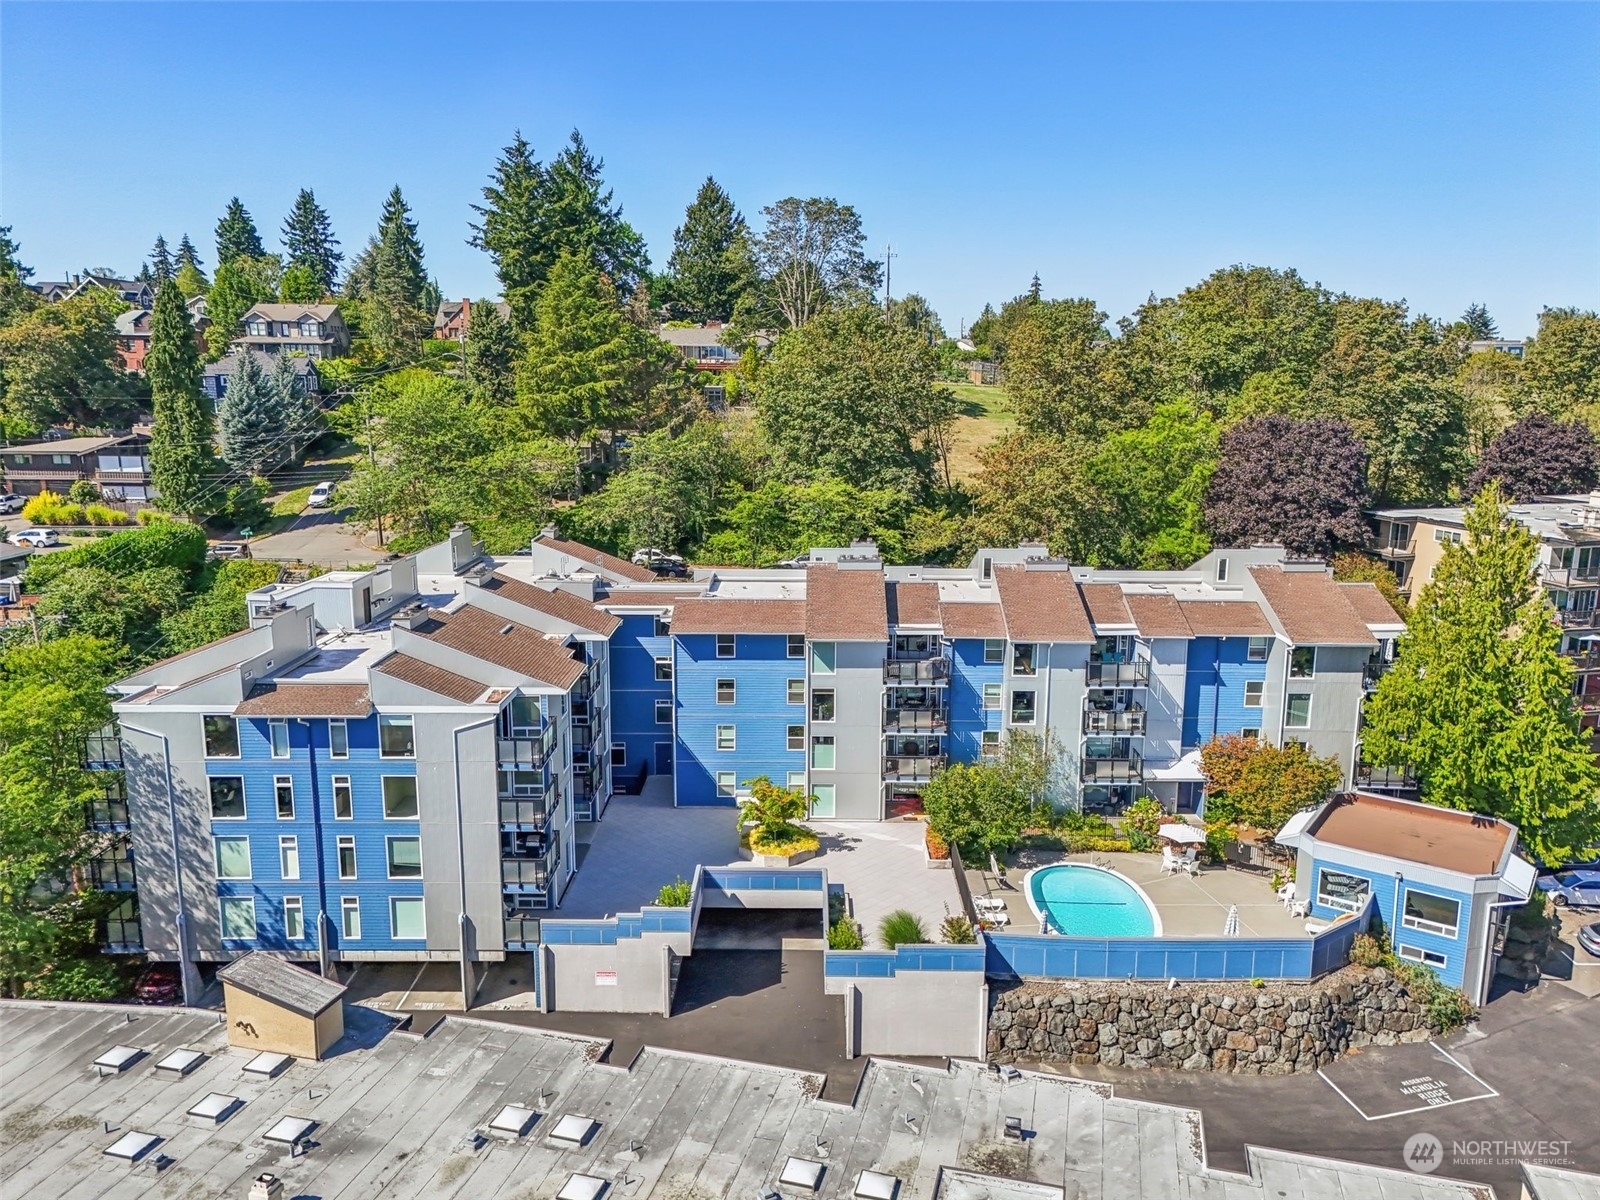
left=987, top=967, right=1438, bottom=1074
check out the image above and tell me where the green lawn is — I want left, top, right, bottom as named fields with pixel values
left=271, top=485, right=314, bottom=518
left=945, top=383, right=1014, bottom=483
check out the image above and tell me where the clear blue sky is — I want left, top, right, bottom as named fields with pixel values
left=4, top=3, right=1596, bottom=338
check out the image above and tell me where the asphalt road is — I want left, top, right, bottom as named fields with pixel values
left=1041, top=980, right=1598, bottom=1195
left=251, top=505, right=375, bottom=567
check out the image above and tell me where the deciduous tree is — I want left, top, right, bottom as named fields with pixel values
left=1467, top=412, right=1598, bottom=501
left=1199, top=735, right=1342, bottom=835
left=749, top=197, right=877, bottom=328
left=1004, top=297, right=1127, bottom=437
left=575, top=419, right=742, bottom=554
left=1204, top=416, right=1370, bottom=557
left=1361, top=484, right=1600, bottom=864
left=0, top=291, right=140, bottom=436
left=204, top=254, right=281, bottom=360
left=146, top=281, right=215, bottom=516
left=1518, top=307, right=1600, bottom=427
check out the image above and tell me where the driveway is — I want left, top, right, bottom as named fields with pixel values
left=251, top=506, right=375, bottom=567
left=1034, top=981, right=1599, bottom=1195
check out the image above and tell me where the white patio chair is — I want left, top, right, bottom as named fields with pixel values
left=975, top=895, right=1007, bottom=916
left=1181, top=848, right=1200, bottom=877
left=1160, top=847, right=1180, bottom=875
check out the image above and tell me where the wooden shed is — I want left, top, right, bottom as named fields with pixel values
left=217, top=952, right=346, bottom=1060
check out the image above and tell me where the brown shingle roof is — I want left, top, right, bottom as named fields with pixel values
left=598, top=585, right=705, bottom=605
left=1124, top=593, right=1191, bottom=638
left=482, top=572, right=621, bottom=635
left=372, top=652, right=488, bottom=703
left=411, top=605, right=586, bottom=689
left=1339, top=582, right=1406, bottom=626
left=1080, top=583, right=1134, bottom=629
left=1176, top=600, right=1274, bottom=637
left=1249, top=567, right=1377, bottom=647
left=534, top=535, right=656, bottom=583
left=805, top=564, right=888, bottom=641
left=668, top=598, right=806, bottom=634
left=887, top=581, right=941, bottom=628
left=235, top=682, right=371, bottom=717
left=992, top=566, right=1093, bottom=642
left=938, top=602, right=1006, bottom=639
left=1309, top=793, right=1511, bottom=876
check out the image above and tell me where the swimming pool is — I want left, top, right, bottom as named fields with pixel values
left=1024, top=864, right=1162, bottom=937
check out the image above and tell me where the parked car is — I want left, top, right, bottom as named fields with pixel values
left=630, top=547, right=667, bottom=566
left=207, top=542, right=252, bottom=560
left=132, top=963, right=182, bottom=1005
left=10, top=528, right=59, bottom=548
left=1540, top=846, right=1600, bottom=874
left=1577, top=922, right=1600, bottom=959
left=306, top=481, right=337, bottom=508
left=649, top=557, right=690, bottom=578
left=0, top=493, right=24, bottom=514
left=775, top=553, right=816, bottom=569
left=1536, top=870, right=1600, bottom=908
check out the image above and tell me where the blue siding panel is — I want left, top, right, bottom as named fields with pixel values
left=1308, top=855, right=1471, bottom=989
left=674, top=633, right=805, bottom=806
left=984, top=933, right=1323, bottom=981
left=1181, top=637, right=1268, bottom=749
left=948, top=639, right=1002, bottom=764
left=608, top=614, right=673, bottom=779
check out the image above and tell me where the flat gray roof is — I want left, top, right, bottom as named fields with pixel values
left=0, top=1001, right=1518, bottom=1200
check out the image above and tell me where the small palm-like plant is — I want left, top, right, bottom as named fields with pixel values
left=655, top=876, right=692, bottom=907
left=879, top=909, right=930, bottom=948
left=940, top=914, right=976, bottom=944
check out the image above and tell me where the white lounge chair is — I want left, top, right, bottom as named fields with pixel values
left=1181, top=848, right=1200, bottom=876
left=1160, top=847, right=1181, bottom=875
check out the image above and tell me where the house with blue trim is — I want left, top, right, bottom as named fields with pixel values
left=1276, top=791, right=1538, bottom=1004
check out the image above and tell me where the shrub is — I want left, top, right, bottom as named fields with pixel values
left=1063, top=833, right=1133, bottom=853
left=83, top=504, right=131, bottom=527
left=878, top=909, right=930, bottom=948
left=20, top=488, right=64, bottom=523
left=828, top=918, right=863, bottom=950
left=21, top=958, right=125, bottom=1001
left=828, top=890, right=847, bottom=926
left=925, top=826, right=950, bottom=860
left=1348, top=933, right=1384, bottom=968
left=1122, top=796, right=1166, bottom=845
left=655, top=876, right=692, bottom=907
left=941, top=914, right=976, bottom=944
left=67, top=479, right=101, bottom=505
left=748, top=824, right=820, bottom=857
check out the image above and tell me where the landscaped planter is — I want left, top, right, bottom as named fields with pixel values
left=739, top=844, right=817, bottom=868
left=924, top=827, right=952, bottom=868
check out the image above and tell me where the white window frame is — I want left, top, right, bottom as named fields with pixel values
left=1216, top=557, right=1229, bottom=583
left=279, top=835, right=299, bottom=880
left=1401, top=888, right=1460, bottom=938
left=1247, top=637, right=1270, bottom=663
left=378, top=713, right=415, bottom=758
left=1315, top=868, right=1370, bottom=913
left=654, top=657, right=673, bottom=681
left=786, top=771, right=806, bottom=790
left=787, top=724, right=805, bottom=751
left=332, top=774, right=353, bottom=819
left=381, top=775, right=419, bottom=820
left=1010, top=690, right=1037, bottom=726
left=980, top=730, right=1001, bottom=757
left=274, top=775, right=295, bottom=819
left=716, top=678, right=736, bottom=705
left=812, top=735, right=835, bottom=770
left=219, top=896, right=257, bottom=940
left=810, top=641, right=836, bottom=675
left=1289, top=646, right=1317, bottom=679
left=209, top=776, right=247, bottom=820
left=654, top=698, right=672, bottom=725
left=341, top=896, right=361, bottom=939
left=982, top=682, right=1002, bottom=710
left=337, top=834, right=357, bottom=880
left=214, top=835, right=251, bottom=880
left=1011, top=642, right=1037, bottom=677
left=1285, top=692, right=1312, bottom=728
left=203, top=715, right=240, bottom=759
left=390, top=896, right=426, bottom=941
left=983, top=638, right=1005, bottom=664
left=385, top=835, right=423, bottom=880
left=1243, top=680, right=1264, bottom=709
left=283, top=895, right=304, bottom=940
left=716, top=633, right=736, bottom=658
left=787, top=634, right=805, bottom=659
left=1397, top=943, right=1448, bottom=968
left=328, top=718, right=349, bottom=759
left=610, top=742, right=626, bottom=766
left=787, top=678, right=805, bottom=705
left=811, top=689, right=835, bottom=722
left=268, top=718, right=290, bottom=758
left=715, top=770, right=736, bottom=799
left=715, top=724, right=736, bottom=752
left=1240, top=726, right=1261, bottom=740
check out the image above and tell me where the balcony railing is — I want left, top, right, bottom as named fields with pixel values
left=1546, top=565, right=1600, bottom=589
left=1378, top=542, right=1415, bottom=560
left=1087, top=660, right=1150, bottom=687
left=87, top=855, right=137, bottom=891
left=1084, top=707, right=1146, bottom=734
left=1080, top=750, right=1143, bottom=783
left=502, top=841, right=560, bottom=893
left=499, top=796, right=550, bottom=827
left=85, top=800, right=130, bottom=831
left=83, top=731, right=123, bottom=769
left=1355, top=763, right=1418, bottom=791
left=883, top=658, right=950, bottom=684
left=883, top=708, right=947, bottom=732
left=497, top=737, right=549, bottom=768
left=504, top=915, right=543, bottom=944
left=883, top=755, right=945, bottom=781
left=1362, top=662, right=1391, bottom=693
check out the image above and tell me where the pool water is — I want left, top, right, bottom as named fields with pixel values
left=1027, top=864, right=1159, bottom=937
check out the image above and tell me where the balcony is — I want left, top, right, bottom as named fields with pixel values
left=1355, top=763, right=1418, bottom=792
left=1362, top=662, right=1391, bottom=693
left=1087, top=660, right=1149, bottom=687
left=1084, top=707, right=1146, bottom=734
left=502, top=838, right=560, bottom=894
left=87, top=854, right=137, bottom=891
left=1545, top=565, right=1600, bottom=589
left=1556, top=608, right=1600, bottom=630
left=504, top=915, right=543, bottom=945
left=883, top=755, right=945, bottom=781
left=1080, top=756, right=1144, bottom=784
left=85, top=799, right=130, bottom=831
left=499, top=795, right=550, bottom=828
left=83, top=731, right=123, bottom=769
left=497, top=736, right=549, bottom=768
left=883, top=657, right=950, bottom=684
left=884, top=707, right=947, bottom=732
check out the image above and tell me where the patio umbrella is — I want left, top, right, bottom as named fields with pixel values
left=1159, top=823, right=1206, bottom=845
left=1223, top=905, right=1240, bottom=936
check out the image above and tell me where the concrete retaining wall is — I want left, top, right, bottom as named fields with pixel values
left=987, top=966, right=1439, bottom=1073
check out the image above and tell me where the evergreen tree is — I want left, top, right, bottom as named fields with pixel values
left=271, top=354, right=319, bottom=459
left=146, top=281, right=214, bottom=515
left=148, top=234, right=174, bottom=282
left=541, top=131, right=649, bottom=298
left=1028, top=273, right=1042, bottom=302
left=176, top=233, right=203, bottom=273
left=470, top=133, right=547, bottom=330
left=356, top=186, right=431, bottom=357
left=1461, top=302, right=1499, bottom=341
left=216, top=350, right=285, bottom=477
left=281, top=188, right=342, bottom=294
left=0, top=225, right=33, bottom=280
left=464, top=299, right=517, bottom=405
left=660, top=177, right=755, bottom=323
left=1362, top=484, right=1600, bottom=864
left=135, top=262, right=154, bottom=285
left=373, top=186, right=428, bottom=307
left=214, top=197, right=264, bottom=265
left=204, top=255, right=281, bottom=361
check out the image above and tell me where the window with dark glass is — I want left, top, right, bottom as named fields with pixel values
left=1289, top=646, right=1316, bottom=678
left=716, top=678, right=736, bottom=704
left=328, top=718, right=349, bottom=758
left=378, top=714, right=415, bottom=758
left=209, top=776, right=246, bottom=819
left=811, top=690, right=835, bottom=722
left=382, top=776, right=419, bottom=819
left=1012, top=643, right=1036, bottom=676
left=1010, top=690, right=1036, bottom=724
left=203, top=716, right=240, bottom=758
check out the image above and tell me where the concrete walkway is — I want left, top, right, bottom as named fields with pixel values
left=811, top=820, right=962, bottom=946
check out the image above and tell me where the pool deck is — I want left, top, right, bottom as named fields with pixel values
left=965, top=849, right=1309, bottom=939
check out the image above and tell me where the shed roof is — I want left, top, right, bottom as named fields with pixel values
left=938, top=601, right=1006, bottom=640
left=371, top=652, right=488, bottom=703
left=235, top=682, right=371, bottom=717
left=533, top=534, right=657, bottom=583
left=1249, top=566, right=1377, bottom=647
left=1307, top=792, right=1513, bottom=877
left=1124, top=593, right=1191, bottom=639
left=886, top=581, right=942, bottom=628
left=670, top=597, right=806, bottom=634
left=992, top=566, right=1093, bottom=642
left=217, top=951, right=345, bottom=1018
left=1177, top=599, right=1274, bottom=637
left=805, top=564, right=888, bottom=640
left=482, top=572, right=620, bottom=635
left=411, top=606, right=586, bottom=689
left=1339, top=582, right=1406, bottom=627
left=3, top=434, right=130, bottom=455
left=1080, top=583, right=1134, bottom=629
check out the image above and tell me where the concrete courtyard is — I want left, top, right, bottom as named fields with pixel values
left=966, top=847, right=1307, bottom=939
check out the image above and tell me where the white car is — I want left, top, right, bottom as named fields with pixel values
left=306, top=482, right=337, bottom=508
left=0, top=493, right=24, bottom=514
left=11, top=528, right=60, bottom=548
left=630, top=547, right=666, bottom=566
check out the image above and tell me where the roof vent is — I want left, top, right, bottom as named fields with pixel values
left=499, top=623, right=516, bottom=636
left=389, top=603, right=430, bottom=632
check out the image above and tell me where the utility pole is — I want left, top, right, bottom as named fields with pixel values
left=883, top=244, right=897, bottom=314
